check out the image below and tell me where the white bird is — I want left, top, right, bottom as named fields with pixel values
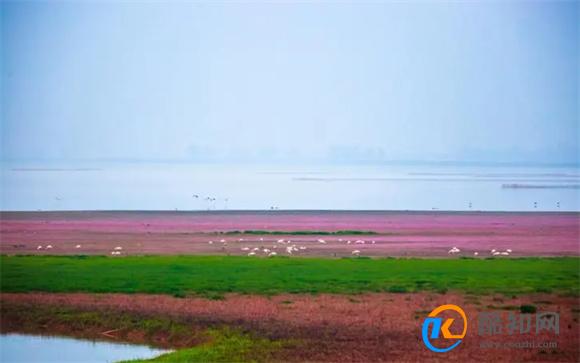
left=114, top=246, right=123, bottom=251
left=263, top=248, right=271, bottom=253
left=491, top=249, right=496, bottom=253
left=252, top=247, right=260, bottom=251
left=46, top=245, right=53, bottom=249
left=37, top=245, right=43, bottom=250
left=448, top=247, right=460, bottom=254
left=318, top=239, right=326, bottom=244
left=259, top=238, right=264, bottom=241
left=492, top=251, right=501, bottom=256
left=506, top=249, right=512, bottom=253
left=500, top=252, right=510, bottom=256
left=208, top=241, right=214, bottom=244
left=277, top=239, right=285, bottom=244
left=75, top=244, right=81, bottom=249
left=286, top=246, right=293, bottom=254
left=239, top=238, right=244, bottom=242
left=371, top=241, right=376, bottom=244
left=268, top=252, right=277, bottom=257
left=338, top=238, right=343, bottom=242
left=347, top=240, right=352, bottom=244
left=241, top=247, right=250, bottom=251
left=248, top=252, right=256, bottom=256
left=352, top=250, right=361, bottom=256
left=220, top=239, right=226, bottom=243
left=474, top=252, right=479, bottom=256
left=355, top=240, right=365, bottom=244
left=299, top=246, right=307, bottom=250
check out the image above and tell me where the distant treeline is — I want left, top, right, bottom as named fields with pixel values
left=222, top=230, right=378, bottom=235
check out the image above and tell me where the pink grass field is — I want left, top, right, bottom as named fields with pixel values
left=0, top=211, right=578, bottom=257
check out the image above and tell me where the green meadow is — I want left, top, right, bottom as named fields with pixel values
left=1, top=255, right=578, bottom=297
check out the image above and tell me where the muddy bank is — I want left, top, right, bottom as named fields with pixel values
left=1, top=211, right=578, bottom=257
left=1, top=292, right=578, bottom=362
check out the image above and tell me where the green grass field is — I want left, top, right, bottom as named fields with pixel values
left=1, top=256, right=578, bottom=296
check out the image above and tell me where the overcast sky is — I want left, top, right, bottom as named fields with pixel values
left=1, top=1, right=578, bottom=165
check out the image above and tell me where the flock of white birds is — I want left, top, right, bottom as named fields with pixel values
left=111, top=246, right=123, bottom=255
left=33, top=238, right=514, bottom=258
left=37, top=244, right=124, bottom=255
left=203, top=238, right=514, bottom=258
left=448, top=246, right=513, bottom=256
left=205, top=237, right=379, bottom=257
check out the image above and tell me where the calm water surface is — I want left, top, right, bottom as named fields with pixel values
left=1, top=162, right=578, bottom=211
left=0, top=334, right=170, bottom=363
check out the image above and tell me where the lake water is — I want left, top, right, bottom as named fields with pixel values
left=0, top=334, right=170, bottom=363
left=1, top=162, right=578, bottom=211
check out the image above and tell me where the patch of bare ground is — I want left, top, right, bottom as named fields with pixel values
left=1, top=292, right=578, bottom=362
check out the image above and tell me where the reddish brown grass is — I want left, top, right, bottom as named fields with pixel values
left=1, top=292, right=578, bottom=362
left=1, top=211, right=578, bottom=257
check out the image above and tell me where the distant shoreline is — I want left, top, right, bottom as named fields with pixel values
left=1, top=209, right=579, bottom=215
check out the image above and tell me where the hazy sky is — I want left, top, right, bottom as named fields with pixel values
left=1, top=1, right=578, bottom=165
